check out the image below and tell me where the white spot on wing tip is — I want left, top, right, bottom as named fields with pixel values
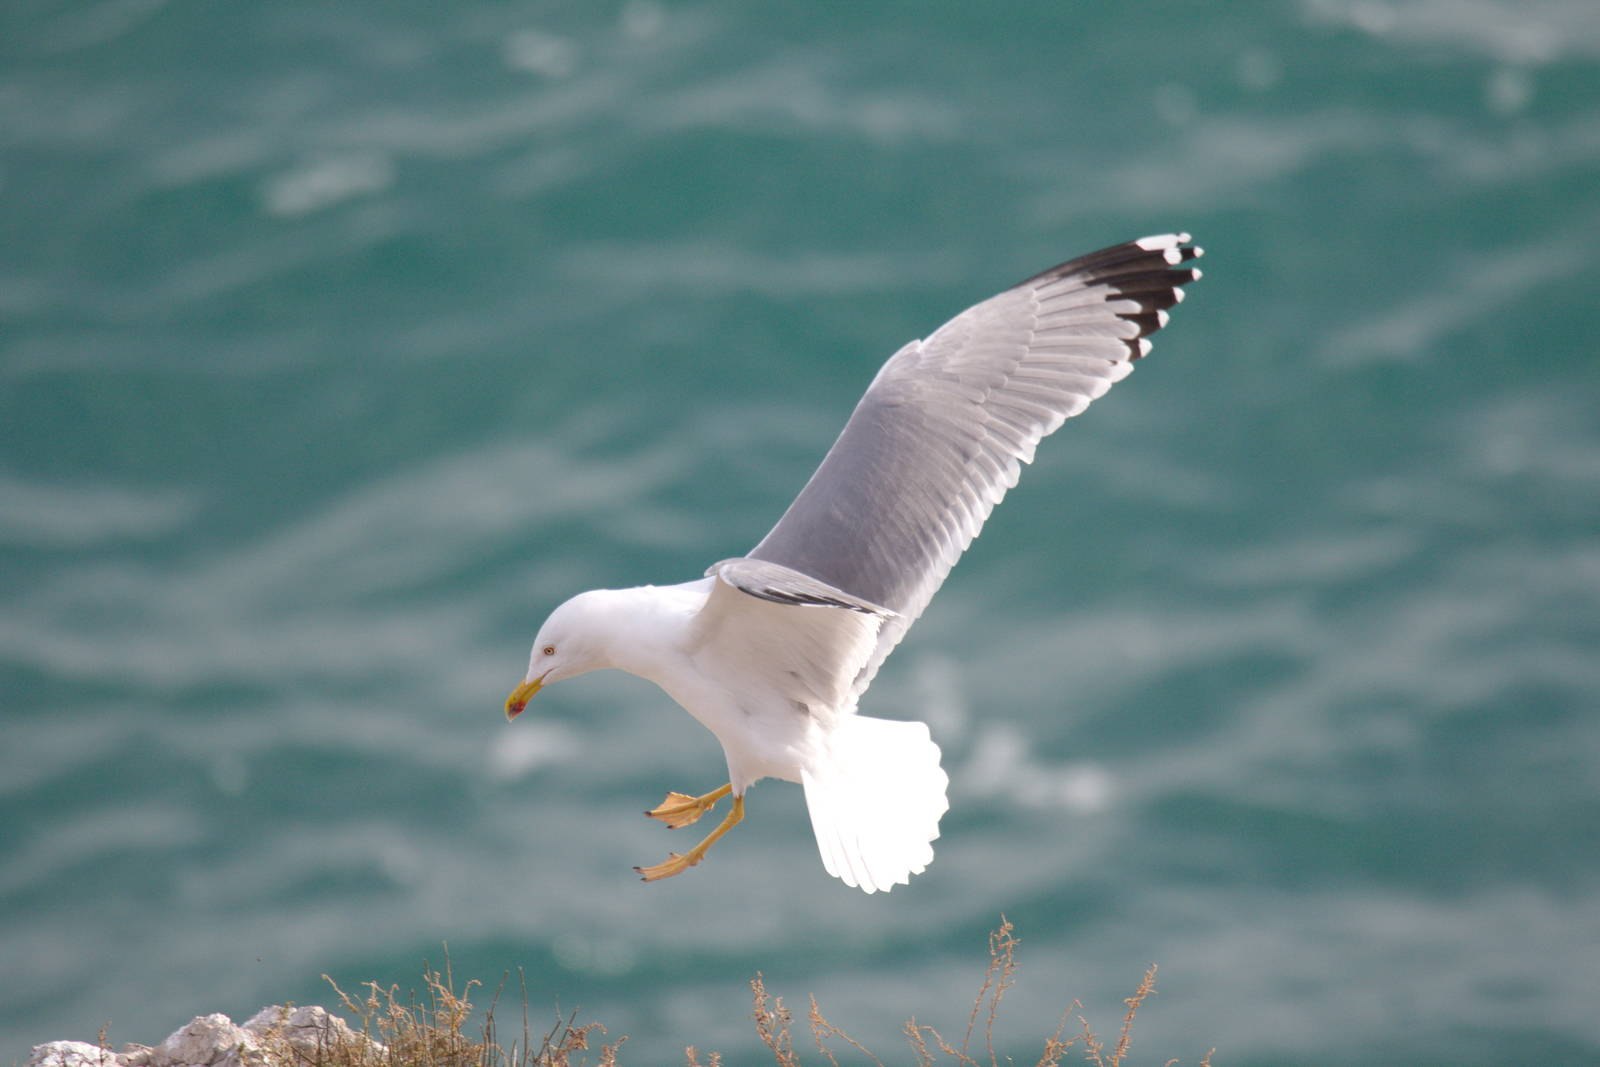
left=1156, top=308, right=1170, bottom=328
left=1172, top=287, right=1186, bottom=303
left=1191, top=266, right=1204, bottom=280
left=1137, top=337, right=1153, bottom=357
left=1135, top=231, right=1196, bottom=249
left=1163, top=247, right=1182, bottom=264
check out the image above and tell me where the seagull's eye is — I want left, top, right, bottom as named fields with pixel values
left=542, top=645, right=556, bottom=657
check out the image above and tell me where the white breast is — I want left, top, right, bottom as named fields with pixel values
left=608, top=575, right=882, bottom=791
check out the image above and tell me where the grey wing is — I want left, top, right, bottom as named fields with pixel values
left=744, top=233, right=1203, bottom=694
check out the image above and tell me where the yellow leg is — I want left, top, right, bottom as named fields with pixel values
left=643, top=782, right=732, bottom=829
left=635, top=795, right=745, bottom=882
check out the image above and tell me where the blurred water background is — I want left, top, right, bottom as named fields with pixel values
left=4, top=2, right=1600, bottom=1064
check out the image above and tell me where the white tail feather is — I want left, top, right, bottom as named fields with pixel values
left=801, top=716, right=950, bottom=893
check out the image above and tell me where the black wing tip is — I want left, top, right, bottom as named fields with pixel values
left=1021, top=233, right=1203, bottom=361
left=1020, top=233, right=1204, bottom=288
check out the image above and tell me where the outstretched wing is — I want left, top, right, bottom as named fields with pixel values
left=744, top=233, right=1203, bottom=694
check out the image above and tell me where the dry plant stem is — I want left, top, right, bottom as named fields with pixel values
left=520, top=970, right=532, bottom=1067
left=1033, top=1006, right=1077, bottom=1067
left=893, top=919, right=1092, bottom=1067
left=903, top=1018, right=935, bottom=1067
left=1082, top=1018, right=1108, bottom=1067
left=960, top=917, right=1019, bottom=1067
left=984, top=920, right=1018, bottom=1067
left=1111, top=965, right=1158, bottom=1067
left=807, top=994, right=883, bottom=1067
left=749, top=973, right=798, bottom=1067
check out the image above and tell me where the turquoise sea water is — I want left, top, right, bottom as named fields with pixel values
left=4, top=3, right=1600, bottom=1064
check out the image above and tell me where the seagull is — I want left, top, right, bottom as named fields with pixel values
left=506, top=234, right=1203, bottom=893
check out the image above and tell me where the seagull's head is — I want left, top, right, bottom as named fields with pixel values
left=505, top=590, right=613, bottom=721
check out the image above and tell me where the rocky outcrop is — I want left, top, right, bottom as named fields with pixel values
left=28, top=1006, right=380, bottom=1067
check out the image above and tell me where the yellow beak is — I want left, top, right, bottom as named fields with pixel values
left=505, top=677, right=543, bottom=721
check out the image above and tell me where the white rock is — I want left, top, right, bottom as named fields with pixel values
left=28, top=1041, right=120, bottom=1067
left=31, top=1005, right=379, bottom=1067
left=150, top=1014, right=263, bottom=1067
left=242, top=1005, right=381, bottom=1058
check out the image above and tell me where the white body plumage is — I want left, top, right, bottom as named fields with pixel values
left=524, top=577, right=950, bottom=893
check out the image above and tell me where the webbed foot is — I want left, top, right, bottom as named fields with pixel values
left=643, top=783, right=732, bottom=829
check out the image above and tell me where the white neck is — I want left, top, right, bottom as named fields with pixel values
left=579, top=580, right=711, bottom=683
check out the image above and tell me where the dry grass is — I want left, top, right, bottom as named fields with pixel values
left=741, top=918, right=1211, bottom=1067
left=305, top=960, right=624, bottom=1067
left=67, top=921, right=1211, bottom=1067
